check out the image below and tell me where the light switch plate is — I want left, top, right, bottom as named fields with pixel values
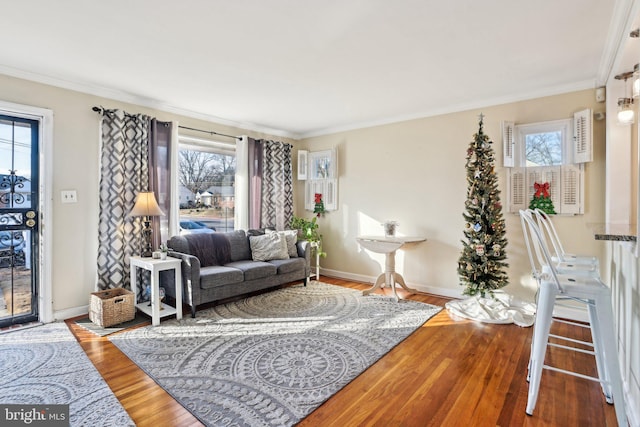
left=61, top=190, right=77, bottom=203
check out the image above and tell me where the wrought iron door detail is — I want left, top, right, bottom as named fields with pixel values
left=0, top=170, right=26, bottom=207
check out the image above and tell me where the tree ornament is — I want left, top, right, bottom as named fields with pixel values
left=475, top=244, right=485, bottom=256
left=473, top=223, right=482, bottom=232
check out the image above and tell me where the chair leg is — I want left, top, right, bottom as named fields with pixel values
left=526, top=283, right=556, bottom=416
left=587, top=302, right=612, bottom=402
left=594, top=293, right=627, bottom=427
left=191, top=305, right=196, bottom=318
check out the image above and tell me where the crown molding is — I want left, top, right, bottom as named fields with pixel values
left=0, top=64, right=302, bottom=140
left=0, top=63, right=598, bottom=142
left=300, top=79, right=596, bottom=139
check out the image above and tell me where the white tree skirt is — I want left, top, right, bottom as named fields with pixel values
left=445, top=291, right=536, bottom=327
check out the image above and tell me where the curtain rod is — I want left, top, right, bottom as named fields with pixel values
left=178, top=125, right=241, bottom=141
left=93, top=107, right=239, bottom=138
left=92, top=106, right=142, bottom=120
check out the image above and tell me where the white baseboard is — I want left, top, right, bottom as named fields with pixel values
left=53, top=305, right=88, bottom=322
left=320, top=268, right=464, bottom=299
left=319, top=268, right=588, bottom=322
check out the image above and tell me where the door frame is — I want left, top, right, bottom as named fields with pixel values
left=0, top=100, right=53, bottom=323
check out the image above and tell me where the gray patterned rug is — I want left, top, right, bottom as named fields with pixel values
left=0, top=322, right=134, bottom=426
left=110, top=281, right=441, bottom=426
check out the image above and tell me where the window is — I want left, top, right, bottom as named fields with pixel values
left=504, top=109, right=592, bottom=214
left=301, top=149, right=338, bottom=212
left=178, top=135, right=236, bottom=233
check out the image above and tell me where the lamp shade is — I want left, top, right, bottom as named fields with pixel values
left=129, top=191, right=164, bottom=217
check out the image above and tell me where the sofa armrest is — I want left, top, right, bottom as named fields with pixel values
left=168, top=250, right=201, bottom=308
left=296, top=240, right=311, bottom=276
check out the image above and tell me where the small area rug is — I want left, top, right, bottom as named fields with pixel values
left=110, top=281, right=441, bottom=426
left=75, top=312, right=149, bottom=337
left=0, top=322, right=134, bottom=426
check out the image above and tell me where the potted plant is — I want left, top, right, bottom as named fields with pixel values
left=159, top=243, right=169, bottom=260
left=290, top=215, right=326, bottom=258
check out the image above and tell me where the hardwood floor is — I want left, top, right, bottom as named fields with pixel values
left=66, top=277, right=620, bottom=426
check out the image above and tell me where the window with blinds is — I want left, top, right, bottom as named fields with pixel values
left=504, top=109, right=592, bottom=215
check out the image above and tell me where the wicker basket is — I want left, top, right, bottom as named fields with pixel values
left=89, top=288, right=135, bottom=327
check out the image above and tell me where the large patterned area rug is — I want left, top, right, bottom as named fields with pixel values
left=0, top=322, right=134, bottom=426
left=111, top=281, right=441, bottom=426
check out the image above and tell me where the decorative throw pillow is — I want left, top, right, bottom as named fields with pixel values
left=267, top=229, right=298, bottom=258
left=249, top=232, right=289, bottom=261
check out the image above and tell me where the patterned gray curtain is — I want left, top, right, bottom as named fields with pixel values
left=96, top=109, right=150, bottom=290
left=260, top=140, right=293, bottom=230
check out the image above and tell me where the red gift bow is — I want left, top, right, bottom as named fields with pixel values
left=314, top=193, right=322, bottom=203
left=534, top=182, right=550, bottom=198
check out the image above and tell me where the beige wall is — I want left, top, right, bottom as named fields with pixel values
left=0, top=73, right=296, bottom=315
left=0, top=72, right=605, bottom=310
left=298, top=89, right=606, bottom=302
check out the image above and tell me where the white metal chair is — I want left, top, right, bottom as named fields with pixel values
left=519, top=210, right=627, bottom=426
left=532, top=208, right=599, bottom=272
left=525, top=209, right=599, bottom=278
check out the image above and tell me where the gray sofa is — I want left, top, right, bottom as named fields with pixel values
left=165, top=230, right=310, bottom=317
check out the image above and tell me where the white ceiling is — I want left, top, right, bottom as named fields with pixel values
left=0, top=1, right=628, bottom=139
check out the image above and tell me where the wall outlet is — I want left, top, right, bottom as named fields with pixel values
left=61, top=190, right=77, bottom=203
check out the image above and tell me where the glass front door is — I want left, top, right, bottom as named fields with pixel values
left=0, top=115, right=39, bottom=327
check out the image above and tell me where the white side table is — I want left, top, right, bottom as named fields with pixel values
left=129, top=256, right=182, bottom=326
left=356, top=236, right=426, bottom=301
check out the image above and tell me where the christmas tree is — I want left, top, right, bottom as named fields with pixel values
left=458, top=115, right=509, bottom=297
left=529, top=182, right=556, bottom=214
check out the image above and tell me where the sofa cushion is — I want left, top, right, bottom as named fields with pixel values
left=199, top=265, right=244, bottom=289
left=266, top=229, right=298, bottom=258
left=225, top=260, right=277, bottom=281
left=249, top=233, right=289, bottom=261
left=223, top=230, right=252, bottom=261
left=268, top=257, right=306, bottom=274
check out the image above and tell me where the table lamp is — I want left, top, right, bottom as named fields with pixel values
left=129, top=191, right=164, bottom=257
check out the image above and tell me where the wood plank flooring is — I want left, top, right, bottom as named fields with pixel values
left=65, top=277, right=620, bottom=426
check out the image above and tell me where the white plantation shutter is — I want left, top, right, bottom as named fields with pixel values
left=324, top=179, right=338, bottom=210
left=502, top=121, right=515, bottom=167
left=305, top=179, right=338, bottom=211
left=573, top=109, right=593, bottom=163
left=526, top=168, right=543, bottom=203
left=508, top=167, right=526, bottom=212
left=305, top=180, right=324, bottom=210
left=560, top=164, right=583, bottom=214
left=545, top=167, right=561, bottom=211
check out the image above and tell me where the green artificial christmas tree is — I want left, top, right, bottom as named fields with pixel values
left=458, top=115, right=509, bottom=298
left=529, top=182, right=556, bottom=214
left=313, top=193, right=327, bottom=217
